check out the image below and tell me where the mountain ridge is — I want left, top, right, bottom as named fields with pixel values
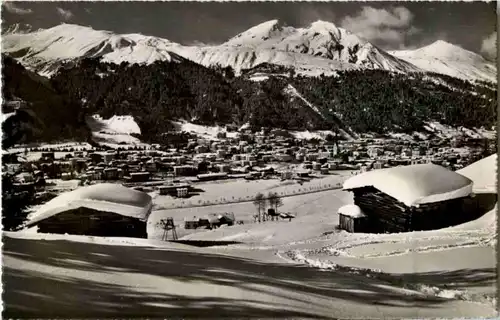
left=3, top=21, right=495, bottom=82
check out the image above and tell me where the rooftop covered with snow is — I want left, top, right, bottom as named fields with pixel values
left=27, top=183, right=153, bottom=226
left=338, top=204, right=366, bottom=218
left=343, top=163, right=473, bottom=207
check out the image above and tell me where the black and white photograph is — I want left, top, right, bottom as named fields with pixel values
left=1, top=0, right=498, bottom=318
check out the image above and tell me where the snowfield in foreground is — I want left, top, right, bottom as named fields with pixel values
left=3, top=155, right=497, bottom=318
left=3, top=232, right=495, bottom=318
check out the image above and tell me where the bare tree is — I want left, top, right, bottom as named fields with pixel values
left=267, top=192, right=284, bottom=221
left=253, top=192, right=266, bottom=223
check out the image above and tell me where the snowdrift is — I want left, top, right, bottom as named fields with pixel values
left=457, top=154, right=497, bottom=193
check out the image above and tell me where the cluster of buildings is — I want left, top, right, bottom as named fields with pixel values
left=3, top=127, right=490, bottom=204
left=336, top=136, right=490, bottom=173
left=1, top=130, right=332, bottom=196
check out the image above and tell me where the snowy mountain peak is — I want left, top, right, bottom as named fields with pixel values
left=2, top=20, right=419, bottom=78
left=2, top=23, right=184, bottom=77
left=416, top=40, right=479, bottom=59
left=429, top=39, right=455, bottom=48
left=3, top=21, right=495, bottom=82
left=252, top=19, right=284, bottom=32
left=213, top=19, right=419, bottom=74
left=224, top=19, right=289, bottom=47
left=308, top=20, right=341, bottom=34
left=390, top=40, right=496, bottom=83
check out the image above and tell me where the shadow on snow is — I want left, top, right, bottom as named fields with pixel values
left=2, top=236, right=494, bottom=318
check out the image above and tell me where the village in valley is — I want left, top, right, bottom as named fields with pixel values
left=3, top=120, right=495, bottom=236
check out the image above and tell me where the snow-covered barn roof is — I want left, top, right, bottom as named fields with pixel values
left=338, top=204, right=366, bottom=218
left=27, top=183, right=153, bottom=226
left=457, top=154, right=497, bottom=193
left=343, top=164, right=473, bottom=207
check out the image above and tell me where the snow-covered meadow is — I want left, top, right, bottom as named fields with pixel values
left=147, top=172, right=352, bottom=240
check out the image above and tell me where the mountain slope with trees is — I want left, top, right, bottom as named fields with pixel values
left=50, top=58, right=331, bottom=143
left=2, top=55, right=90, bottom=148
left=2, top=55, right=496, bottom=146
left=290, top=70, right=497, bottom=134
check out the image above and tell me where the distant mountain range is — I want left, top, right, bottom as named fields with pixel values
left=2, top=21, right=497, bottom=83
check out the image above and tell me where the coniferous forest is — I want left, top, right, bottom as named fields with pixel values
left=2, top=54, right=497, bottom=146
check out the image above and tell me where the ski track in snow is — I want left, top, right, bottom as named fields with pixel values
left=273, top=221, right=496, bottom=307
left=277, top=243, right=496, bottom=307
left=284, top=84, right=325, bottom=120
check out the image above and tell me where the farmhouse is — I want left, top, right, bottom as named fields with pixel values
left=184, top=218, right=200, bottom=229
left=342, top=163, right=475, bottom=233
left=25, top=183, right=153, bottom=238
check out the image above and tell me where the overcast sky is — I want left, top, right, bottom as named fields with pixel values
left=2, top=1, right=497, bottom=59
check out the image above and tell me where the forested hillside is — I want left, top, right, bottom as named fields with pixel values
left=291, top=70, right=497, bottom=133
left=51, top=58, right=330, bottom=143
left=1, top=55, right=90, bottom=148
left=2, top=55, right=496, bottom=146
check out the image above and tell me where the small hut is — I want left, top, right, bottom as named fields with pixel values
left=337, top=204, right=368, bottom=233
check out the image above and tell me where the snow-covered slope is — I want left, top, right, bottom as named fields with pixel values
left=176, top=45, right=359, bottom=77
left=2, top=24, right=185, bottom=77
left=284, top=84, right=325, bottom=119
left=4, top=231, right=495, bottom=318
left=390, top=40, right=497, bottom=83
left=85, top=114, right=146, bottom=147
left=177, top=19, right=419, bottom=75
left=89, top=114, right=141, bottom=135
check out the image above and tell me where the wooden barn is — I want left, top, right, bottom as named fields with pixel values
left=342, top=164, right=475, bottom=233
left=25, top=183, right=153, bottom=238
